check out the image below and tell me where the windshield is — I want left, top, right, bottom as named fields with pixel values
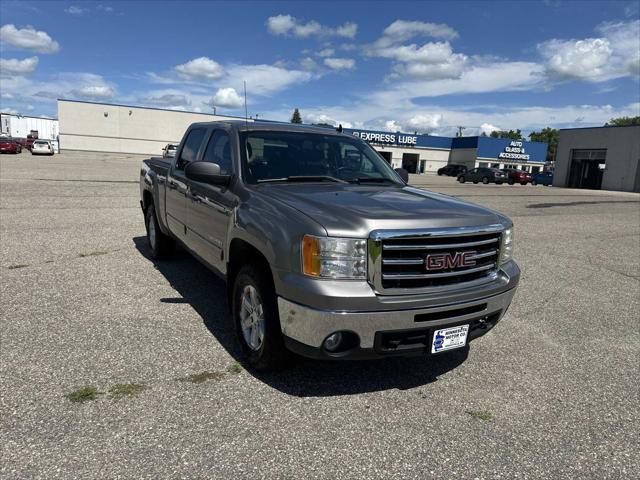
left=240, top=130, right=402, bottom=185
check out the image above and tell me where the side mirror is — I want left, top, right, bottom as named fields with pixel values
left=394, top=168, right=409, bottom=183
left=185, top=162, right=231, bottom=186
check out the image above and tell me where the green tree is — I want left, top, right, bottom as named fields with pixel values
left=312, top=122, right=335, bottom=129
left=528, top=127, right=559, bottom=163
left=489, top=129, right=524, bottom=140
left=605, top=116, right=640, bottom=126
left=290, top=108, right=302, bottom=124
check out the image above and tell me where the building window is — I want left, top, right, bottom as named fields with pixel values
left=478, top=162, right=489, bottom=168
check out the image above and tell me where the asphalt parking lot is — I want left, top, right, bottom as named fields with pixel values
left=1, top=150, right=639, bottom=479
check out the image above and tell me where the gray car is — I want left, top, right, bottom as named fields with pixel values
left=458, top=167, right=507, bottom=184
left=140, top=121, right=519, bottom=370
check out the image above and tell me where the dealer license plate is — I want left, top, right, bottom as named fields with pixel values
left=431, top=324, right=469, bottom=354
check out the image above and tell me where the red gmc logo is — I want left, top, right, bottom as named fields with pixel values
left=426, top=251, right=477, bottom=271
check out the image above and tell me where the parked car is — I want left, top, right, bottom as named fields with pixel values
left=0, top=138, right=22, bottom=154
left=162, top=143, right=178, bottom=158
left=457, top=167, right=507, bottom=184
left=437, top=164, right=467, bottom=176
left=140, top=121, right=519, bottom=371
left=532, top=171, right=553, bottom=186
left=502, top=168, right=532, bottom=185
left=31, top=140, right=54, bottom=156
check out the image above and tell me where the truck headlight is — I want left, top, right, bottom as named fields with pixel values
left=302, top=235, right=367, bottom=279
left=499, top=227, right=514, bottom=264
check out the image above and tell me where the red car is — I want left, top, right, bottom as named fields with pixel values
left=502, top=168, right=532, bottom=185
left=0, top=138, right=22, bottom=154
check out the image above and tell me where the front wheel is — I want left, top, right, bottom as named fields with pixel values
left=233, top=265, right=290, bottom=371
left=458, top=176, right=466, bottom=183
left=520, top=182, right=527, bottom=185
left=532, top=180, right=537, bottom=186
left=508, top=178, right=515, bottom=185
left=482, top=177, right=489, bottom=184
left=145, top=204, right=175, bottom=259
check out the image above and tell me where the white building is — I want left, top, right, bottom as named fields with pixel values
left=0, top=112, right=59, bottom=141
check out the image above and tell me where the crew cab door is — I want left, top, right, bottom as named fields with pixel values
left=184, top=129, right=236, bottom=273
left=166, top=127, right=206, bottom=243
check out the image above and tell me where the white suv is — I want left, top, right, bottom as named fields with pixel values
left=31, top=140, right=54, bottom=156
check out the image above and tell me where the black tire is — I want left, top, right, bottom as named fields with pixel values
left=520, top=182, right=527, bottom=185
left=233, top=265, right=290, bottom=371
left=458, top=176, right=466, bottom=183
left=473, top=180, right=478, bottom=184
left=532, top=180, right=537, bottom=186
left=508, top=178, right=515, bottom=185
left=482, top=177, right=489, bottom=184
left=145, top=204, right=175, bottom=259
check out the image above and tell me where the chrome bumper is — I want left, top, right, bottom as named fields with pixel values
left=278, top=287, right=517, bottom=350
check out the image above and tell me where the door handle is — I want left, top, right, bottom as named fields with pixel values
left=186, top=191, right=201, bottom=203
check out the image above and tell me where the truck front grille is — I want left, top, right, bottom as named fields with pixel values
left=369, top=226, right=504, bottom=294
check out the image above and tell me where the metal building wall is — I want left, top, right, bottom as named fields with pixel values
left=58, top=100, right=250, bottom=155
left=554, top=126, right=640, bottom=193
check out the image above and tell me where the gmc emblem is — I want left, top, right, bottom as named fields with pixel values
left=426, top=251, right=477, bottom=271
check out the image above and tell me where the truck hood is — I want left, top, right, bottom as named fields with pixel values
left=258, top=184, right=504, bottom=237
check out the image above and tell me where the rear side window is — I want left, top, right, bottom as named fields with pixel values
left=176, top=128, right=205, bottom=170
left=202, top=130, right=232, bottom=175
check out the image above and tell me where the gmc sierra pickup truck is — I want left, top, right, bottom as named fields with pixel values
left=140, top=121, right=519, bottom=370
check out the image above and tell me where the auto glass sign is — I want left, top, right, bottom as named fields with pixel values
left=498, top=141, right=530, bottom=161
left=351, top=131, right=417, bottom=145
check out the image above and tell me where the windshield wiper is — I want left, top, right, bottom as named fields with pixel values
left=257, top=175, right=347, bottom=184
left=348, top=177, right=397, bottom=184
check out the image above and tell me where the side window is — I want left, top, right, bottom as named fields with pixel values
left=176, top=128, right=205, bottom=170
left=202, top=130, right=232, bottom=175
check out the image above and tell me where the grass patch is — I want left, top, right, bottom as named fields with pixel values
left=66, top=386, right=100, bottom=403
left=78, top=251, right=109, bottom=258
left=178, top=371, right=225, bottom=384
left=7, top=264, right=29, bottom=269
left=108, top=383, right=148, bottom=399
left=227, top=362, right=243, bottom=374
left=467, top=410, right=493, bottom=421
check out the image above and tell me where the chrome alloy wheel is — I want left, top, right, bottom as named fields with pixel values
left=240, top=285, right=265, bottom=351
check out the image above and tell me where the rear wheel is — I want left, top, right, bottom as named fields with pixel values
left=508, top=178, right=515, bottom=185
left=458, top=176, right=466, bottom=183
left=532, top=180, right=538, bottom=186
left=233, top=265, right=289, bottom=371
left=145, top=204, right=175, bottom=259
left=482, top=177, right=490, bottom=184
left=520, top=182, right=527, bottom=185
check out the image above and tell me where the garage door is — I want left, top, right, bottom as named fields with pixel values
left=568, top=149, right=607, bottom=189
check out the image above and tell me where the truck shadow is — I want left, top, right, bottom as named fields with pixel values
left=133, top=236, right=468, bottom=397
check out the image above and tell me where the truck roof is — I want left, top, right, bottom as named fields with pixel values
left=187, top=120, right=348, bottom=136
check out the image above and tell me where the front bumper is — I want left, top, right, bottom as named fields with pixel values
left=279, top=286, right=517, bottom=360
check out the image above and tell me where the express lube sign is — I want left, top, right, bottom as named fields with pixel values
left=498, top=141, right=530, bottom=161
left=351, top=131, right=417, bottom=145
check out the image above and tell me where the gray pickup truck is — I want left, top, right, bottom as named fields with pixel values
left=140, top=121, right=519, bottom=370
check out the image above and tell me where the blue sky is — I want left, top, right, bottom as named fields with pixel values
left=1, top=0, right=639, bottom=136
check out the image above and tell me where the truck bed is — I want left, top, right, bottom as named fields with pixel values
left=144, top=156, right=171, bottom=176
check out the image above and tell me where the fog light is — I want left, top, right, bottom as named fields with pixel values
left=323, top=332, right=343, bottom=352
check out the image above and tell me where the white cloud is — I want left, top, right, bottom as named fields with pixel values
left=71, top=85, right=115, bottom=100
left=317, top=48, right=335, bottom=57
left=175, top=57, right=225, bottom=80
left=324, top=57, right=356, bottom=70
left=0, top=56, right=38, bottom=76
left=266, top=14, right=357, bottom=38
left=304, top=112, right=353, bottom=128
left=366, top=21, right=466, bottom=80
left=479, top=123, right=499, bottom=135
left=539, top=38, right=612, bottom=79
left=374, top=20, right=459, bottom=49
left=226, top=64, right=313, bottom=95
left=211, top=87, right=244, bottom=108
left=0, top=24, right=60, bottom=53
left=65, top=6, right=86, bottom=15
left=143, top=93, right=190, bottom=107
left=300, top=57, right=318, bottom=71
left=538, top=19, right=640, bottom=81
left=97, top=5, right=114, bottom=13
